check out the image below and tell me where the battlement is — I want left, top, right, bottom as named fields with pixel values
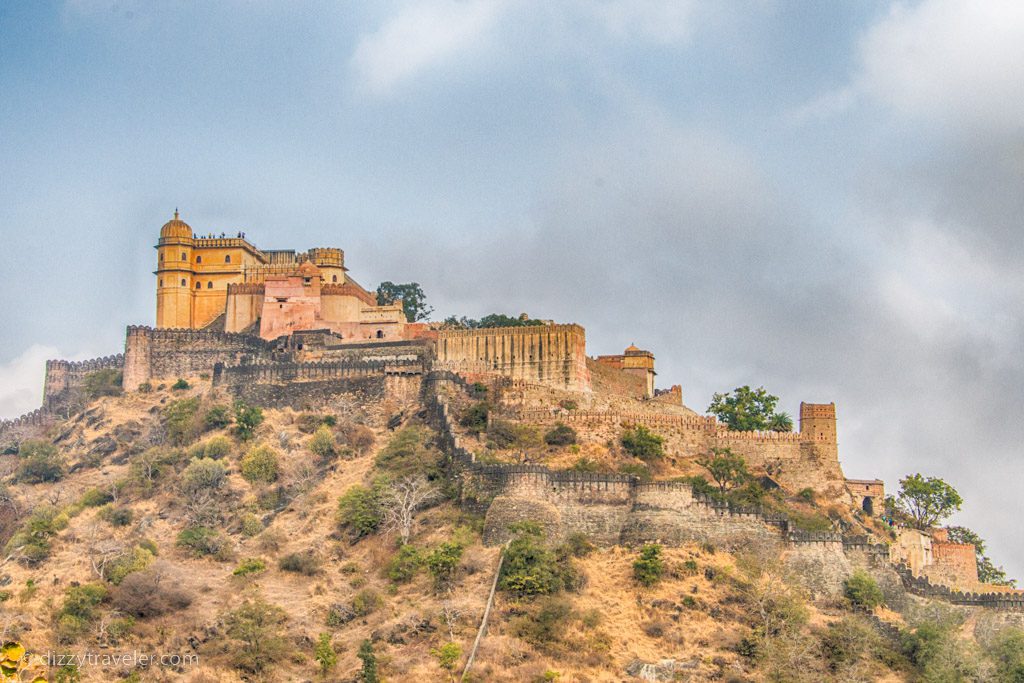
left=43, top=353, right=126, bottom=411
left=226, top=283, right=265, bottom=295
left=44, top=354, right=124, bottom=374
left=437, top=323, right=585, bottom=338
left=321, top=283, right=377, bottom=306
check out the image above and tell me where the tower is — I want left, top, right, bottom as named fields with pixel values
left=155, top=210, right=195, bottom=328
left=799, top=402, right=837, bottom=442
left=623, top=344, right=656, bottom=399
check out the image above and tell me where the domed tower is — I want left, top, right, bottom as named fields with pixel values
left=155, top=209, right=195, bottom=328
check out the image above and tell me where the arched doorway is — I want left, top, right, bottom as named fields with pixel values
left=862, top=496, right=874, bottom=515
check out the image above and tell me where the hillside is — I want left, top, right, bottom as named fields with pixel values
left=0, top=381, right=1022, bottom=682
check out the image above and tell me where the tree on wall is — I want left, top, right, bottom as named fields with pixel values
left=707, top=386, right=792, bottom=432
left=947, top=526, right=1017, bottom=587
left=439, top=313, right=546, bottom=329
left=696, top=448, right=750, bottom=494
left=376, top=282, right=433, bottom=322
left=896, top=474, right=962, bottom=530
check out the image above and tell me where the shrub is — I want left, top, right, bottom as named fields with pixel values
left=316, top=632, right=337, bottom=675
left=297, top=412, right=336, bottom=434
left=787, top=509, right=834, bottom=533
left=562, top=533, right=595, bottom=558
left=128, top=446, right=181, bottom=488
left=620, top=425, right=664, bottom=462
left=499, top=522, right=575, bottom=596
left=388, top=544, right=422, bottom=583
left=352, top=589, right=382, bottom=616
left=843, top=571, right=884, bottom=609
left=112, top=566, right=192, bottom=617
left=308, top=425, right=338, bottom=461
left=233, top=558, right=267, bottom=577
left=618, top=463, right=652, bottom=482
left=225, top=599, right=287, bottom=674
left=137, top=382, right=153, bottom=393
left=163, top=398, right=202, bottom=446
left=820, top=617, right=876, bottom=672
left=239, top=514, right=263, bottom=537
left=171, top=378, right=190, bottom=391
left=559, top=399, right=578, bottom=411
left=233, top=402, right=264, bottom=440
left=682, top=475, right=718, bottom=498
left=16, top=440, right=65, bottom=483
left=339, top=423, right=376, bottom=454
left=278, top=551, right=320, bottom=575
left=432, top=641, right=461, bottom=680
left=459, top=402, right=490, bottom=434
left=509, top=595, right=573, bottom=647
left=569, top=457, right=601, bottom=473
left=180, top=457, right=227, bottom=494
left=991, top=628, right=1024, bottom=683
left=57, top=583, right=108, bottom=642
left=797, top=487, right=816, bottom=503
left=544, top=424, right=577, bottom=446
left=240, top=445, right=280, bottom=484
left=200, top=435, right=232, bottom=459
left=358, top=639, right=379, bottom=683
left=79, top=487, right=113, bottom=508
left=375, top=426, right=441, bottom=479
left=426, top=542, right=464, bottom=590
left=203, top=405, right=232, bottom=431
left=338, top=484, right=384, bottom=538
left=83, top=369, right=123, bottom=398
left=487, top=420, right=542, bottom=449
left=633, top=544, right=665, bottom=587
left=107, top=546, right=155, bottom=585
left=6, top=505, right=68, bottom=564
left=176, top=526, right=229, bottom=559
left=97, top=504, right=133, bottom=527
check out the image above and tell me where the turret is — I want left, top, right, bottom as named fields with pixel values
left=799, top=402, right=836, bottom=442
left=155, top=209, right=195, bottom=328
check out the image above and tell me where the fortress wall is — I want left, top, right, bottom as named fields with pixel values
left=224, top=284, right=263, bottom=333
left=436, top=324, right=591, bottom=392
left=925, top=542, right=980, bottom=589
left=42, top=354, right=125, bottom=413
left=123, top=325, right=271, bottom=389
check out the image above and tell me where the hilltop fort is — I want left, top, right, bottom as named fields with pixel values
left=4, top=211, right=1020, bottom=611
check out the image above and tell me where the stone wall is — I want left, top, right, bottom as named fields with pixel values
left=436, top=324, right=591, bottom=392
left=43, top=354, right=125, bottom=414
left=123, top=325, right=272, bottom=389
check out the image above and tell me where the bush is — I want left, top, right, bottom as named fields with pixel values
left=297, top=412, right=336, bottom=434
left=426, top=542, right=464, bottom=590
left=562, top=533, right=595, bottom=558
left=620, top=425, right=664, bottom=462
left=308, top=426, right=338, bottom=461
left=797, top=487, right=816, bottom=503
left=352, top=589, right=382, bottom=616
left=633, top=544, right=665, bottom=587
left=618, top=463, right=652, bottom=482
left=233, top=402, right=264, bottom=440
left=278, top=551, right=320, bottom=575
left=240, top=445, right=280, bottom=484
left=569, top=457, right=601, bottom=473
left=225, top=599, right=288, bottom=674
left=233, top=558, right=267, bottom=577
left=203, top=405, right=232, bottom=430
left=16, top=440, right=65, bottom=483
left=431, top=641, right=461, bottom=680
left=388, top=544, right=422, bottom=583
left=171, top=378, right=190, bottom=391
left=6, top=505, right=68, bottom=564
left=375, top=426, right=441, bottom=479
left=316, top=632, right=337, bottom=675
left=338, top=484, right=384, bottom=538
left=487, top=420, right=541, bottom=449
left=97, top=501, right=134, bottom=528
left=509, top=595, right=573, bottom=647
left=544, top=424, right=577, bottom=446
left=83, top=369, right=122, bottom=398
left=56, top=583, right=108, bottom=642
left=682, top=475, right=718, bottom=498
left=200, top=436, right=232, bottom=459
left=79, top=487, right=113, bottom=508
left=459, top=402, right=490, bottom=434
left=112, top=566, right=192, bottom=617
left=239, top=514, right=263, bottom=537
left=843, top=570, right=884, bottom=609
left=358, top=639, right=379, bottom=683
left=128, top=446, right=181, bottom=489
left=991, top=628, right=1024, bottom=683
left=180, top=457, right=227, bottom=494
left=176, top=526, right=229, bottom=559
left=499, top=522, right=576, bottom=596
left=339, top=423, right=376, bottom=454
left=163, top=398, right=201, bottom=446
left=107, top=546, right=154, bottom=585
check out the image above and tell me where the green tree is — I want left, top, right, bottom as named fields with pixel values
left=240, top=445, right=280, bottom=484
left=620, top=425, right=664, bottom=462
left=16, top=440, right=65, bottom=483
left=315, top=632, right=337, bottom=676
left=991, top=628, right=1024, bottom=683
left=225, top=599, right=288, bottom=674
left=376, top=281, right=433, bottom=322
left=233, top=402, right=264, bottom=440
left=338, top=484, right=384, bottom=539
left=357, top=639, right=379, bottom=683
left=896, top=474, right=962, bottom=530
left=431, top=641, right=462, bottom=682
left=544, top=424, right=577, bottom=446
left=632, top=544, right=665, bottom=587
left=498, top=522, right=577, bottom=597
left=425, top=542, right=464, bottom=590
left=696, top=448, right=750, bottom=495
left=707, top=385, right=790, bottom=432
left=843, top=570, right=884, bottom=609
left=163, top=398, right=201, bottom=445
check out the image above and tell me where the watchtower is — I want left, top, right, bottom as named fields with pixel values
left=799, top=402, right=836, bottom=442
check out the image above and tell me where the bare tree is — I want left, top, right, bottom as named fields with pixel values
left=85, top=522, right=128, bottom=580
left=380, top=475, right=440, bottom=545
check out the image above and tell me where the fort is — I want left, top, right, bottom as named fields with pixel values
left=3, top=211, right=1017, bottom=609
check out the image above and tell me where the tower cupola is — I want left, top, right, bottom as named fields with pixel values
left=160, top=209, right=193, bottom=240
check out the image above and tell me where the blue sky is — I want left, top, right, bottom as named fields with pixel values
left=2, top=0, right=1023, bottom=578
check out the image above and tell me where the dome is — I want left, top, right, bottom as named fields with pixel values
left=160, top=209, right=192, bottom=240
left=625, top=343, right=640, bottom=352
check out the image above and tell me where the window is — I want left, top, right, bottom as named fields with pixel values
left=332, top=275, right=338, bottom=283
left=159, top=253, right=164, bottom=261
left=376, top=330, right=384, bottom=339
left=196, top=256, right=202, bottom=264
left=181, top=252, right=186, bottom=260
left=159, top=278, right=163, bottom=287
left=180, top=279, right=186, bottom=287
left=225, top=255, right=231, bottom=263
left=195, top=282, right=201, bottom=289
left=207, top=281, right=213, bottom=289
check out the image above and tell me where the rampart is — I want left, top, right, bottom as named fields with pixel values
left=43, top=354, right=125, bottom=413
left=436, top=324, right=591, bottom=392
left=123, top=325, right=272, bottom=390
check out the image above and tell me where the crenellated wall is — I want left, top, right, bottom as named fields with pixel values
left=436, top=324, right=591, bottom=392
left=43, top=354, right=125, bottom=413
left=122, top=325, right=272, bottom=389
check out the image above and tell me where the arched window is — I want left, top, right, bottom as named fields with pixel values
left=376, top=330, right=384, bottom=339
left=207, top=281, right=213, bottom=289
left=159, top=278, right=163, bottom=287
left=180, top=278, right=186, bottom=287
left=181, top=252, right=186, bottom=260
left=332, top=275, right=338, bottom=283
left=196, top=255, right=202, bottom=264
left=195, top=282, right=201, bottom=289
left=225, top=255, right=231, bottom=263
left=159, top=253, right=164, bottom=262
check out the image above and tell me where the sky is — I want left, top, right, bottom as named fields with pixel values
left=1, top=0, right=1023, bottom=578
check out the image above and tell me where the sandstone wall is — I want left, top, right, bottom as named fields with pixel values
left=123, top=325, right=271, bottom=389
left=43, top=354, right=125, bottom=414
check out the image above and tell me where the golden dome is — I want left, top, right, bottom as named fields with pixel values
left=160, top=209, right=193, bottom=240
left=625, top=343, right=640, bottom=352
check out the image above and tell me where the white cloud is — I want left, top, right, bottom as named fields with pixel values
left=858, top=0, right=1024, bottom=133
left=350, top=0, right=512, bottom=96
left=0, top=345, right=60, bottom=420
left=592, top=0, right=699, bottom=44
